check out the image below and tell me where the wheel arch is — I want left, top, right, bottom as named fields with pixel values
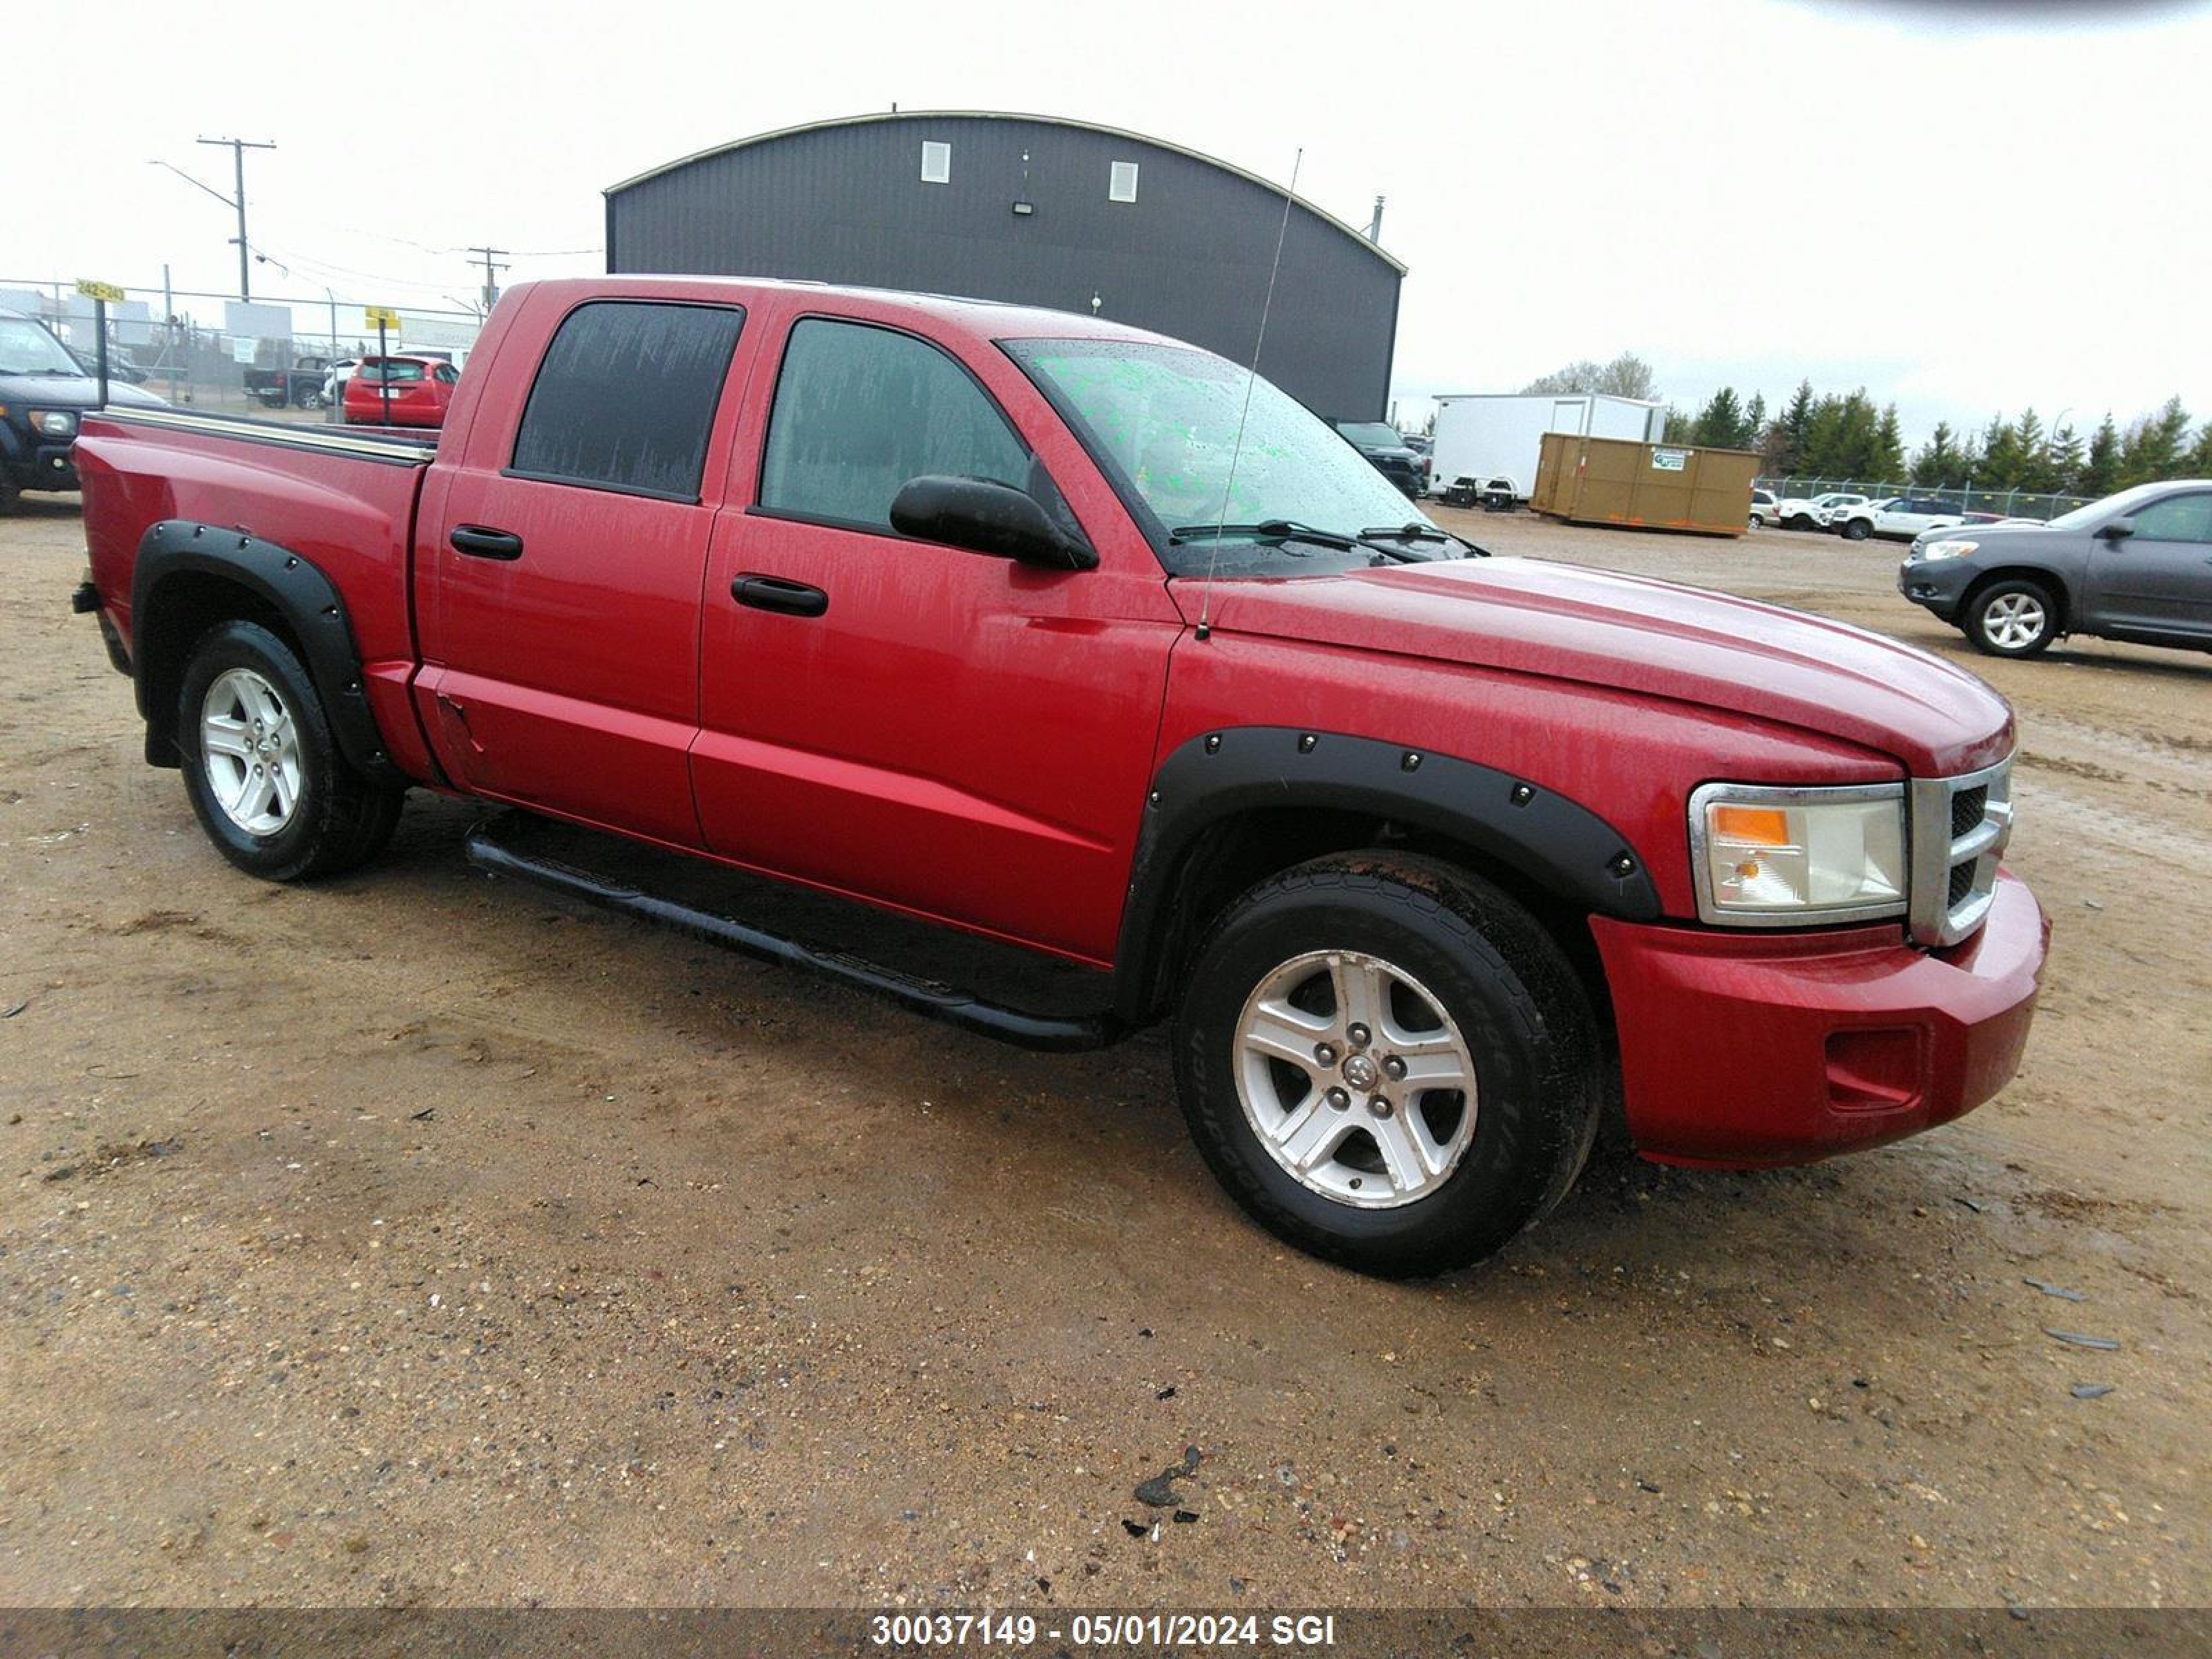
left=1960, top=565, right=2070, bottom=634
left=1111, top=727, right=1660, bottom=1027
left=130, top=521, right=406, bottom=785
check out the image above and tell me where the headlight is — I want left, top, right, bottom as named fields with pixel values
left=30, top=409, right=76, bottom=438
left=1920, top=538, right=1976, bottom=561
left=1689, top=782, right=1907, bottom=925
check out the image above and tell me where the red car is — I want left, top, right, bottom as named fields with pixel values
left=69, top=278, right=2048, bottom=1276
left=341, top=354, right=458, bottom=427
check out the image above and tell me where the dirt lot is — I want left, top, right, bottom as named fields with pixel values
left=1, top=495, right=2205, bottom=1612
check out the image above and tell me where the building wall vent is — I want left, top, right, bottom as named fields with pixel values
left=1108, top=160, right=1139, bottom=203
left=921, top=141, right=951, bottom=184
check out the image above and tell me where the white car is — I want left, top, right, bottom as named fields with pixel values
left=1750, top=488, right=1779, bottom=527
left=1834, top=496, right=1969, bottom=543
left=1774, top=491, right=1867, bottom=531
left=320, top=358, right=362, bottom=403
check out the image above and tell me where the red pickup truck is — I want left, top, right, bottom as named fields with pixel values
left=70, top=277, right=2049, bottom=1275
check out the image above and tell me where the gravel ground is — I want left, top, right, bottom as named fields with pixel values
left=1, top=494, right=2204, bottom=1611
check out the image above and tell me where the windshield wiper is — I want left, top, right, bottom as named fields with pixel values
left=1169, top=518, right=1358, bottom=550
left=1358, top=523, right=1487, bottom=560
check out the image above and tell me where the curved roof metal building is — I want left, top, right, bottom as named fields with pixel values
left=605, top=111, right=1403, bottom=420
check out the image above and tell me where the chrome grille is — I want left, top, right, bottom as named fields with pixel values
left=1908, top=756, right=2014, bottom=948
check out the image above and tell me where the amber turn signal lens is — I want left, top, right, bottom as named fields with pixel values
left=1712, top=805, right=1790, bottom=845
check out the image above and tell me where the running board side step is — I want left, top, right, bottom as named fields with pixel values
left=463, top=812, right=1122, bottom=1053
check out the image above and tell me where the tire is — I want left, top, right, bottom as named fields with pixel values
left=1841, top=517, right=1872, bottom=541
left=1749, top=512, right=1765, bottom=528
left=301, top=388, right=326, bottom=411
left=1962, top=577, right=2059, bottom=658
left=1172, top=853, right=1603, bottom=1277
left=176, top=619, right=404, bottom=881
left=0, top=481, right=19, bottom=515
left=1785, top=514, right=1813, bottom=532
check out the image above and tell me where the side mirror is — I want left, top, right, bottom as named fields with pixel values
left=2099, top=516, right=2135, bottom=541
left=890, top=475, right=1096, bottom=571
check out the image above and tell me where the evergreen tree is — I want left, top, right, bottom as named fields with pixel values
left=1911, top=422, right=1962, bottom=486
left=1978, top=415, right=2027, bottom=489
left=2079, top=415, right=2121, bottom=497
left=1742, top=393, right=1767, bottom=449
left=2045, top=423, right=2084, bottom=496
left=2187, top=422, right=2212, bottom=479
left=2119, top=397, right=2192, bottom=487
left=1873, top=404, right=1905, bottom=482
left=1777, top=380, right=1815, bottom=474
left=1692, top=386, right=1744, bottom=448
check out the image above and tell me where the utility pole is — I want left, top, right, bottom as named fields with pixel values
left=467, top=246, right=509, bottom=312
left=196, top=135, right=276, bottom=301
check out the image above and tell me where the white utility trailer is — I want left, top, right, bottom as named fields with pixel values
left=1430, top=393, right=1666, bottom=504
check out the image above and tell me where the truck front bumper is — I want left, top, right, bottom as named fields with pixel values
left=1589, top=870, right=2048, bottom=1167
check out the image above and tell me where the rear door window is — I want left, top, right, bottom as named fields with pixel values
left=757, top=317, right=1031, bottom=534
left=509, top=301, right=746, bottom=501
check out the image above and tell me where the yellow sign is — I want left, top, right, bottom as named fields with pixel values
left=364, top=306, right=402, bottom=330
left=76, top=279, right=126, bottom=303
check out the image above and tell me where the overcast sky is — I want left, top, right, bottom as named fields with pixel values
left=12, top=0, right=2208, bottom=445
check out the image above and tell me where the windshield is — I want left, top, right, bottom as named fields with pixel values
left=1334, top=421, right=1404, bottom=449
left=0, top=317, right=87, bottom=377
left=1005, top=339, right=1440, bottom=574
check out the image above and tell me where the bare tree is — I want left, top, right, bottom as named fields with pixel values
left=1519, top=351, right=1658, bottom=401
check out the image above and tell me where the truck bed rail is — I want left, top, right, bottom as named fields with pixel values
left=95, top=405, right=437, bottom=467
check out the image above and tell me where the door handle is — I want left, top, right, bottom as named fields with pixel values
left=450, top=525, right=524, bottom=560
left=733, top=573, right=830, bottom=617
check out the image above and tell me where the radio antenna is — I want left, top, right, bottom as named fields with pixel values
left=1196, top=145, right=1302, bottom=642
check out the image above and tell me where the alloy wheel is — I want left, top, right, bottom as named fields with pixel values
left=1981, top=591, right=2047, bottom=651
left=1232, top=950, right=1479, bottom=1209
left=200, top=667, right=305, bottom=836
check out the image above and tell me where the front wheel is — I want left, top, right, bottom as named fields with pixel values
left=1841, top=517, right=1872, bottom=541
left=1962, top=578, right=2059, bottom=657
left=177, top=619, right=404, bottom=881
left=1172, top=854, right=1602, bottom=1277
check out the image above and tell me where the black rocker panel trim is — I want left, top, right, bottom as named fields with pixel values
left=130, top=521, right=408, bottom=787
left=1115, top=726, right=1662, bottom=1022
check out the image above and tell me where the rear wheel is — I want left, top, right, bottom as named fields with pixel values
left=177, top=619, right=404, bottom=881
left=1172, top=854, right=1602, bottom=1277
left=1749, top=512, right=1765, bottom=528
left=1962, top=578, right=2059, bottom=657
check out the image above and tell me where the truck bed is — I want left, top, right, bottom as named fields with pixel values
left=74, top=405, right=440, bottom=784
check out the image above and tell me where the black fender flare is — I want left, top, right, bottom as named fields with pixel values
left=1112, top=726, right=1661, bottom=1022
left=130, top=520, right=408, bottom=787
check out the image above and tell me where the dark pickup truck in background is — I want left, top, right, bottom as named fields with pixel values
left=243, top=355, right=336, bottom=409
left=72, top=276, right=2048, bottom=1275
left=1, top=306, right=166, bottom=509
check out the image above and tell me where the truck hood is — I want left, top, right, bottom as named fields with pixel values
left=0, top=373, right=168, bottom=411
left=1174, top=556, right=2014, bottom=777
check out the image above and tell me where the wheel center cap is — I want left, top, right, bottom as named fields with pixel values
left=1341, top=1053, right=1380, bottom=1091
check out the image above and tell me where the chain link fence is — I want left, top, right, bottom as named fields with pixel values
left=1756, top=476, right=2094, bottom=523
left=1, top=279, right=482, bottom=424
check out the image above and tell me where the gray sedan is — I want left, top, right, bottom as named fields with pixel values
left=1897, top=480, right=2212, bottom=657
